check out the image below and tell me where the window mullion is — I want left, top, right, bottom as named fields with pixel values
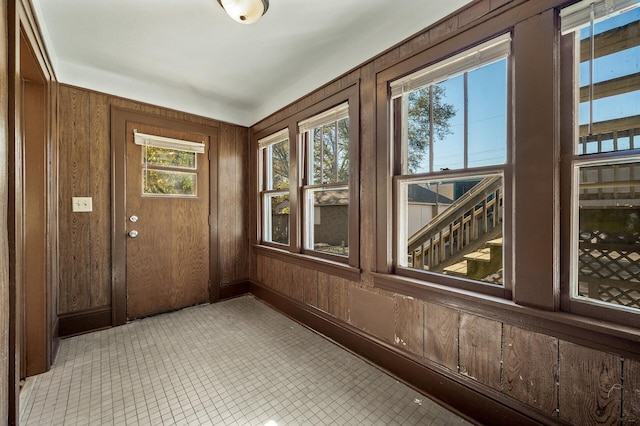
left=429, top=86, right=434, bottom=173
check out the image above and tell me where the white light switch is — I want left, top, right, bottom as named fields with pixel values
left=72, top=197, right=93, bottom=212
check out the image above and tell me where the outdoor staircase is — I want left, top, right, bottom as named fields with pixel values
left=443, top=237, right=502, bottom=281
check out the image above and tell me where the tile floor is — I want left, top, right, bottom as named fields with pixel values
left=20, top=296, right=472, bottom=426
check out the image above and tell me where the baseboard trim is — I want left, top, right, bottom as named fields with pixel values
left=58, top=307, right=112, bottom=338
left=250, top=281, right=556, bottom=426
left=220, top=280, right=251, bottom=300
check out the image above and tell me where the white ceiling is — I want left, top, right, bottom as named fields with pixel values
left=32, top=0, right=472, bottom=126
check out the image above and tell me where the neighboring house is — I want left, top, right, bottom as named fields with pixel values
left=406, top=183, right=454, bottom=236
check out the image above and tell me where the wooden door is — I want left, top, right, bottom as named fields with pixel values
left=125, top=122, right=210, bottom=319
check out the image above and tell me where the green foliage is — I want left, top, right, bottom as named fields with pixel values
left=407, top=85, right=456, bottom=173
left=144, top=146, right=196, bottom=169
left=270, top=140, right=290, bottom=190
left=312, top=117, right=349, bottom=184
left=144, top=170, right=196, bottom=195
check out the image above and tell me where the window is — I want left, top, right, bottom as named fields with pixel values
left=299, top=103, right=350, bottom=257
left=561, top=0, right=640, bottom=315
left=255, top=87, right=359, bottom=271
left=134, top=131, right=204, bottom=197
left=259, top=129, right=290, bottom=245
left=389, top=34, right=511, bottom=290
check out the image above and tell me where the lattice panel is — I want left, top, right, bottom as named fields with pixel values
left=578, top=231, right=640, bottom=309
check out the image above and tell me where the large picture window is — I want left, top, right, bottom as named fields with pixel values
left=561, top=0, right=640, bottom=314
left=390, top=34, right=511, bottom=289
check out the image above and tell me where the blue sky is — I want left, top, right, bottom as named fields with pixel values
left=579, top=7, right=640, bottom=127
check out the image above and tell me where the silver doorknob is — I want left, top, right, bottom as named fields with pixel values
left=129, top=215, right=138, bottom=223
left=128, top=230, right=139, bottom=238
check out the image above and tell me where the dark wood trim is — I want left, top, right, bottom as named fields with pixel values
left=373, top=272, right=640, bottom=359
left=58, top=307, right=112, bottom=338
left=250, top=282, right=563, bottom=426
left=111, top=106, right=220, bottom=325
left=252, top=83, right=361, bottom=269
left=219, top=280, right=251, bottom=300
left=254, top=245, right=361, bottom=282
left=512, top=9, right=560, bottom=311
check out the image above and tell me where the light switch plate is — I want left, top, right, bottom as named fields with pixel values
left=72, top=197, right=92, bottom=212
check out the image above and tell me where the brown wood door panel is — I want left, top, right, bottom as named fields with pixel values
left=125, top=122, right=209, bottom=319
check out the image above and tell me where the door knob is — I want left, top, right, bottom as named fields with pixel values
left=128, top=230, right=139, bottom=238
left=129, top=215, right=138, bottom=223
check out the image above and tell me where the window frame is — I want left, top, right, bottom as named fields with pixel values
left=559, top=0, right=640, bottom=328
left=384, top=34, right=514, bottom=297
left=298, top=102, right=352, bottom=261
left=255, top=84, right=360, bottom=270
left=258, top=129, right=291, bottom=247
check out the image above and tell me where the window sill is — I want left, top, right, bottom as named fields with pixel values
left=373, top=272, right=640, bottom=357
left=254, top=244, right=361, bottom=282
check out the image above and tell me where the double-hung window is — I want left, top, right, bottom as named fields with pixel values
left=389, top=34, right=511, bottom=292
left=259, top=129, right=290, bottom=246
left=256, top=86, right=359, bottom=270
left=561, top=0, right=640, bottom=322
left=299, top=103, right=351, bottom=258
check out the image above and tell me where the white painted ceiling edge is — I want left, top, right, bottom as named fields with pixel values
left=31, top=0, right=472, bottom=127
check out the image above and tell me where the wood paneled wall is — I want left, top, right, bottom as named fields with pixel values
left=250, top=0, right=640, bottom=424
left=0, top=0, right=8, bottom=422
left=57, top=84, right=249, bottom=318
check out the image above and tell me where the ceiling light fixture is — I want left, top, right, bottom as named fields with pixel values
left=217, top=0, right=269, bottom=24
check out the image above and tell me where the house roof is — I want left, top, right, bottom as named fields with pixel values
left=408, top=184, right=454, bottom=204
left=31, top=0, right=472, bottom=126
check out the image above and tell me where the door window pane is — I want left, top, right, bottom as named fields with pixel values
left=143, top=146, right=196, bottom=169
left=143, top=170, right=197, bottom=196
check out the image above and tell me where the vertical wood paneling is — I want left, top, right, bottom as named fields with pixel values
left=394, top=296, right=424, bottom=357
left=424, top=302, right=458, bottom=371
left=623, top=358, right=640, bottom=424
left=89, top=92, right=111, bottom=307
left=459, top=313, right=502, bottom=390
left=360, top=63, right=376, bottom=282
left=0, top=0, right=8, bottom=418
left=303, top=268, right=318, bottom=307
left=290, top=264, right=304, bottom=302
left=503, top=325, right=557, bottom=414
left=559, top=341, right=621, bottom=425
left=317, top=272, right=331, bottom=314
left=58, top=86, right=91, bottom=313
left=235, top=127, right=249, bottom=281
left=58, top=85, right=245, bottom=317
left=256, top=255, right=264, bottom=285
left=330, top=276, right=349, bottom=321
left=218, top=123, right=235, bottom=285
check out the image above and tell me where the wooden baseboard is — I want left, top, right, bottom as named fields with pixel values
left=58, top=307, right=112, bottom=338
left=220, top=280, right=251, bottom=300
left=250, top=281, right=557, bottom=426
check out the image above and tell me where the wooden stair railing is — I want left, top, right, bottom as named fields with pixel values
left=407, top=175, right=502, bottom=272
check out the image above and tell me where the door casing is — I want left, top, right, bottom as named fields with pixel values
left=111, top=107, right=219, bottom=326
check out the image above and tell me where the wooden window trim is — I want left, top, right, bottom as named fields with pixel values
left=376, top=26, right=517, bottom=299
left=254, top=83, right=360, bottom=270
left=375, top=6, right=562, bottom=308
left=559, top=18, right=640, bottom=329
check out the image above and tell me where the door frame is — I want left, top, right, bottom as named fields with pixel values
left=111, top=107, right=219, bottom=326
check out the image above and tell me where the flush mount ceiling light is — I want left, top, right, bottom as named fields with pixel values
left=217, top=0, right=269, bottom=24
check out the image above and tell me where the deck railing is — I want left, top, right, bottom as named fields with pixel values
left=407, top=176, right=502, bottom=271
